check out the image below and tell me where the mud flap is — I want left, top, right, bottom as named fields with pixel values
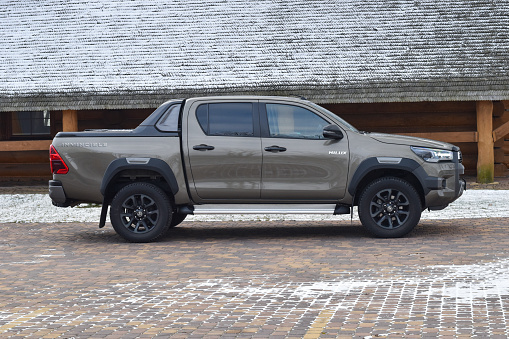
left=99, top=202, right=109, bottom=228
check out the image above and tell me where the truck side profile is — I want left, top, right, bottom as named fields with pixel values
left=49, top=96, right=465, bottom=242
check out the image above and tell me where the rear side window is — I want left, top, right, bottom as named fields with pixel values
left=156, top=104, right=181, bottom=132
left=196, top=103, right=254, bottom=137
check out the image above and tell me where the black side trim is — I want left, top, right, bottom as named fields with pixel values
left=100, top=158, right=179, bottom=196
left=54, top=128, right=179, bottom=138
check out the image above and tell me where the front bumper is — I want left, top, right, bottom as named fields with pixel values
left=424, top=153, right=465, bottom=210
left=425, top=176, right=465, bottom=210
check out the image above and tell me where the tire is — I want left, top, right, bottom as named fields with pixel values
left=358, top=177, right=421, bottom=238
left=169, top=212, right=187, bottom=228
left=110, top=182, right=172, bottom=242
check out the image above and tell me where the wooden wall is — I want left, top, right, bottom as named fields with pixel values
left=322, top=101, right=481, bottom=176
left=0, top=108, right=154, bottom=181
left=1, top=102, right=508, bottom=180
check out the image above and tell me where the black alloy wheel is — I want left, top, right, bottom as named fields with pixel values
left=358, top=177, right=421, bottom=238
left=110, top=182, right=172, bottom=242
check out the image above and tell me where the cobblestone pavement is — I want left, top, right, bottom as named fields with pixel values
left=1, top=218, right=509, bottom=338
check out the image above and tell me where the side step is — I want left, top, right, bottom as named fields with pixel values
left=179, top=204, right=350, bottom=215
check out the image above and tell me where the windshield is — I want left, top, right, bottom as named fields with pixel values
left=308, top=102, right=359, bottom=133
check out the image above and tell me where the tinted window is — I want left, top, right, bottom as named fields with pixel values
left=12, top=111, right=51, bottom=136
left=156, top=104, right=181, bottom=132
left=266, top=104, right=329, bottom=139
left=196, top=103, right=254, bottom=137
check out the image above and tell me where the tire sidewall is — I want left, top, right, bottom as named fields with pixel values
left=110, top=183, right=172, bottom=242
left=358, top=177, right=421, bottom=238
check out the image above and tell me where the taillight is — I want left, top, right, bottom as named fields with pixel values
left=49, top=145, right=69, bottom=174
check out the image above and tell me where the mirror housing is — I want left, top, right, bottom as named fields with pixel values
left=323, top=124, right=344, bottom=140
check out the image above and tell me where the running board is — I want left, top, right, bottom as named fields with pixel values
left=179, top=204, right=350, bottom=215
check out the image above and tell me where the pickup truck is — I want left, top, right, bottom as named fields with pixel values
left=49, top=96, right=465, bottom=242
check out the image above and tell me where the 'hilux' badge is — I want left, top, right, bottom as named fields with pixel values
left=329, top=151, right=347, bottom=155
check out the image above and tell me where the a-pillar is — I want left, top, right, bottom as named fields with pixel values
left=62, top=110, right=78, bottom=132
left=476, top=101, right=494, bottom=183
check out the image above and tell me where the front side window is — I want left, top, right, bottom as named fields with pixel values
left=12, top=111, right=51, bottom=136
left=196, top=103, right=254, bottom=137
left=266, top=104, right=329, bottom=139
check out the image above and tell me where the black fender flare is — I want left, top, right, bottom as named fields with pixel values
left=347, top=157, right=435, bottom=197
left=99, top=158, right=179, bottom=228
left=100, top=158, right=179, bottom=197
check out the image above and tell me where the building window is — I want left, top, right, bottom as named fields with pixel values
left=12, top=111, right=51, bottom=136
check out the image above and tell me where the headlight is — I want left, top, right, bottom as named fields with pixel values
left=411, top=146, right=454, bottom=163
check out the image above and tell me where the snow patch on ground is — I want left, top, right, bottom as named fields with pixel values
left=0, top=189, right=508, bottom=223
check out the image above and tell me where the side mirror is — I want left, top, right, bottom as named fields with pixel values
left=323, top=124, right=344, bottom=140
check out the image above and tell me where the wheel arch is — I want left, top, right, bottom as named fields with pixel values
left=348, top=157, right=426, bottom=207
left=98, top=158, right=180, bottom=228
left=101, top=158, right=179, bottom=201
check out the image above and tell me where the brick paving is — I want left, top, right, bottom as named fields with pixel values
left=1, top=218, right=509, bottom=338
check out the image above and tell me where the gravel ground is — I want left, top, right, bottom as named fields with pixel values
left=1, top=188, right=508, bottom=223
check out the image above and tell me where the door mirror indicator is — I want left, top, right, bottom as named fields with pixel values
left=323, top=124, right=344, bottom=140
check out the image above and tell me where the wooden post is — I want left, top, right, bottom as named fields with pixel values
left=476, top=101, right=494, bottom=183
left=62, top=110, right=78, bottom=132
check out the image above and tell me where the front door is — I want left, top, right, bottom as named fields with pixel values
left=260, top=102, right=349, bottom=201
left=187, top=101, right=262, bottom=200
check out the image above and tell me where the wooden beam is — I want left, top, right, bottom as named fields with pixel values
left=0, top=163, right=51, bottom=178
left=493, top=120, right=509, bottom=143
left=476, top=101, right=494, bottom=183
left=398, top=132, right=478, bottom=143
left=62, top=110, right=78, bottom=132
left=0, top=151, right=49, bottom=163
left=0, top=140, right=52, bottom=152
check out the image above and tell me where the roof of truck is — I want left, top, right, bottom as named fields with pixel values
left=1, top=0, right=509, bottom=111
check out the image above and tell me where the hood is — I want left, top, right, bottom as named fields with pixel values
left=367, top=133, right=455, bottom=150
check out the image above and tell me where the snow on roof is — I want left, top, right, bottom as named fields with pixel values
left=1, top=0, right=509, bottom=111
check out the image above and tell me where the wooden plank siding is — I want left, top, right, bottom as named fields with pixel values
left=322, top=101, right=479, bottom=176
left=0, top=108, right=154, bottom=179
left=1, top=102, right=508, bottom=180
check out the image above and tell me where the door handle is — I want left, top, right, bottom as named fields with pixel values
left=264, top=145, right=287, bottom=152
left=193, top=144, right=215, bottom=151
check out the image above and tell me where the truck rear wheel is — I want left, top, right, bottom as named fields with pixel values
left=110, top=182, right=172, bottom=242
left=358, top=177, right=421, bottom=238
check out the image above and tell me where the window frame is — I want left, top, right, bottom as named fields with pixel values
left=260, top=102, right=334, bottom=140
left=155, top=103, right=182, bottom=132
left=11, top=110, right=52, bottom=137
left=195, top=102, right=260, bottom=137
left=2, top=110, right=53, bottom=141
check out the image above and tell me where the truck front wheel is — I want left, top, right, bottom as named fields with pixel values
left=358, top=177, right=421, bottom=238
left=110, top=182, right=172, bottom=242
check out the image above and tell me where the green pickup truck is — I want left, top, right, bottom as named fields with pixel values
left=49, top=96, right=465, bottom=242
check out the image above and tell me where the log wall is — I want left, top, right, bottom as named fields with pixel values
left=0, top=109, right=153, bottom=180
left=1, top=102, right=508, bottom=180
left=322, top=101, right=480, bottom=176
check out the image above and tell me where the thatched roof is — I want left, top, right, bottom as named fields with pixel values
left=1, top=0, right=509, bottom=111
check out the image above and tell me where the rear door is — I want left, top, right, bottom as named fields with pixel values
left=186, top=100, right=262, bottom=201
left=260, top=101, right=349, bottom=201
